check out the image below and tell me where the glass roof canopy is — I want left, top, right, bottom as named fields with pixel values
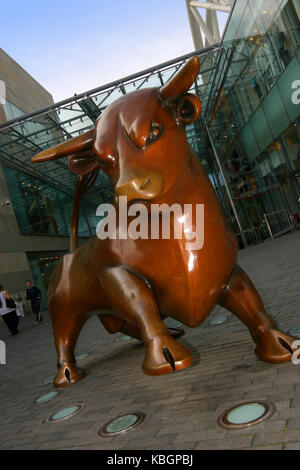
left=0, top=45, right=221, bottom=200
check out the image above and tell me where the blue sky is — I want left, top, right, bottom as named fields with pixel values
left=1, top=0, right=228, bottom=102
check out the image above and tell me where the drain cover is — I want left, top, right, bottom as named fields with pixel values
left=42, top=376, right=55, bottom=385
left=36, top=391, right=58, bottom=404
left=287, top=327, right=300, bottom=336
left=75, top=354, right=89, bottom=361
left=116, top=335, right=132, bottom=342
left=46, top=404, right=83, bottom=423
left=218, top=401, right=275, bottom=430
left=210, top=312, right=231, bottom=326
left=98, top=412, right=145, bottom=437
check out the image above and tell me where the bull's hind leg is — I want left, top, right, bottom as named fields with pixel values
left=101, top=266, right=193, bottom=375
left=99, top=314, right=141, bottom=340
left=220, top=265, right=298, bottom=363
left=50, top=305, right=87, bottom=388
left=99, top=314, right=185, bottom=341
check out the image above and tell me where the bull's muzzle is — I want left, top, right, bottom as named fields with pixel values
left=115, top=169, right=163, bottom=203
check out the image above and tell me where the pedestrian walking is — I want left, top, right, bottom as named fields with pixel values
left=25, top=280, right=42, bottom=325
left=0, top=285, right=20, bottom=336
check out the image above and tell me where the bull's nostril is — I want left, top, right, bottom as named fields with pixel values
left=139, top=178, right=151, bottom=190
left=65, top=368, right=71, bottom=383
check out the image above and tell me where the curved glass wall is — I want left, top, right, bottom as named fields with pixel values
left=207, top=0, right=300, bottom=243
left=2, top=165, right=100, bottom=237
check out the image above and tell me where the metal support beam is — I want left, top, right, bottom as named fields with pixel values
left=191, top=6, right=215, bottom=45
left=190, top=1, right=231, bottom=12
left=186, top=0, right=233, bottom=49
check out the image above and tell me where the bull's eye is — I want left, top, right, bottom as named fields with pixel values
left=148, top=122, right=163, bottom=144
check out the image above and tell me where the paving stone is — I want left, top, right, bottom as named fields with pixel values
left=253, top=429, right=300, bottom=446
left=247, top=445, right=284, bottom=450
left=283, top=442, right=300, bottom=450
left=194, top=435, right=254, bottom=450
left=286, top=418, right=300, bottom=431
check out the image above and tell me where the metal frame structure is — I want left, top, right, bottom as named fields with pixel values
left=0, top=45, right=221, bottom=203
left=185, top=0, right=234, bottom=49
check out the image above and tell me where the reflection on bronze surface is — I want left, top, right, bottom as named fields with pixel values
left=33, top=57, right=297, bottom=388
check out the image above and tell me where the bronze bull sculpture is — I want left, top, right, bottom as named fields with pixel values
left=33, top=56, right=297, bottom=388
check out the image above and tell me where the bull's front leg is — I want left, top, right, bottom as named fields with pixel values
left=50, top=305, right=87, bottom=388
left=101, top=266, right=193, bottom=375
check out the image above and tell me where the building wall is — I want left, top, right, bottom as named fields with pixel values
left=0, top=48, right=53, bottom=115
left=0, top=49, right=70, bottom=309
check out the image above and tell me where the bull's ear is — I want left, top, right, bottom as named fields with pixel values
left=68, top=151, right=99, bottom=175
left=175, top=93, right=202, bottom=126
left=160, top=56, right=200, bottom=102
left=32, top=128, right=95, bottom=163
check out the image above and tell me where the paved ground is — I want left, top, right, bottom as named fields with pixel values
left=1, top=231, right=300, bottom=450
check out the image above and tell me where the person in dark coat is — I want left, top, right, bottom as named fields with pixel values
left=25, top=280, right=42, bottom=325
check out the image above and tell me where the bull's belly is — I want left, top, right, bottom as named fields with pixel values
left=97, top=225, right=237, bottom=327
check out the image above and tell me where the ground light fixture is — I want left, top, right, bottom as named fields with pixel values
left=287, top=327, right=300, bottom=336
left=116, top=335, right=132, bottom=342
left=75, top=353, right=89, bottom=360
left=35, top=391, right=58, bottom=404
left=218, top=401, right=276, bottom=430
left=98, top=412, right=146, bottom=437
left=45, top=404, right=84, bottom=423
left=210, top=312, right=231, bottom=326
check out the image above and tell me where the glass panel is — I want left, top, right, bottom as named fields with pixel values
left=263, top=85, right=290, bottom=138
left=276, top=53, right=300, bottom=122
left=249, top=107, right=273, bottom=151
left=282, top=121, right=300, bottom=171
left=2, top=165, right=99, bottom=237
left=229, top=0, right=248, bottom=33
left=240, top=123, right=260, bottom=161
left=236, top=5, right=259, bottom=40
left=248, top=0, right=282, bottom=34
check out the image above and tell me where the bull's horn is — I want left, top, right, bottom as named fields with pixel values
left=32, top=128, right=95, bottom=163
left=160, top=56, right=200, bottom=102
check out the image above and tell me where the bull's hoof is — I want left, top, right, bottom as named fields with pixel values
left=54, top=362, right=86, bottom=388
left=255, top=328, right=299, bottom=364
left=142, top=334, right=193, bottom=376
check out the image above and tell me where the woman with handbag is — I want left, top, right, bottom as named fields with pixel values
left=0, top=285, right=20, bottom=336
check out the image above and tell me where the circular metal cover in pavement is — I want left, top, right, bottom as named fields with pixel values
left=218, top=401, right=276, bottom=430
left=98, top=412, right=146, bottom=437
left=45, top=404, right=83, bottom=423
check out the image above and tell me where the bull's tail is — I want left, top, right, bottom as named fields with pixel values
left=70, top=171, right=98, bottom=252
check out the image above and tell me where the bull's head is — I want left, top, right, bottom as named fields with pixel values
left=32, top=56, right=201, bottom=203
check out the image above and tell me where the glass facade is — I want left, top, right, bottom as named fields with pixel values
left=27, top=251, right=67, bottom=311
left=2, top=165, right=100, bottom=237
left=206, top=0, right=300, bottom=242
